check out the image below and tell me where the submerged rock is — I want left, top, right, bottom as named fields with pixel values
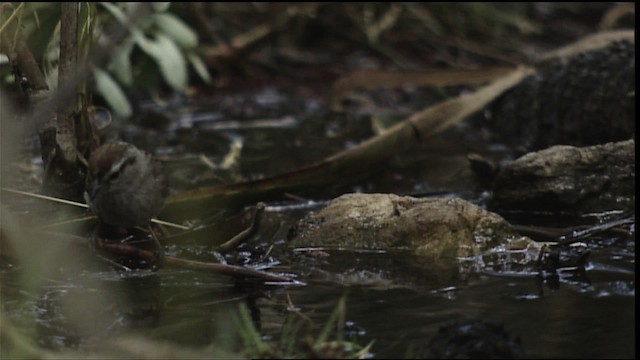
left=491, top=139, right=635, bottom=213
left=288, top=193, right=537, bottom=262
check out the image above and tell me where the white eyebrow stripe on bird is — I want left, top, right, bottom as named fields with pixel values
left=112, top=155, right=137, bottom=173
left=105, top=155, right=137, bottom=180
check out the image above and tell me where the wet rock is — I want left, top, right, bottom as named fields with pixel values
left=490, top=139, right=635, bottom=213
left=288, top=193, right=535, bottom=262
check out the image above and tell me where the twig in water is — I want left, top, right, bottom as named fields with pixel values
left=216, top=202, right=266, bottom=253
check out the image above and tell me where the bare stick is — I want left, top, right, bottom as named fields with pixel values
left=217, top=202, right=266, bottom=253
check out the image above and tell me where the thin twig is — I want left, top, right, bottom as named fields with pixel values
left=557, top=217, right=635, bottom=246
left=217, top=202, right=266, bottom=252
left=0, top=187, right=189, bottom=230
left=1, top=187, right=88, bottom=208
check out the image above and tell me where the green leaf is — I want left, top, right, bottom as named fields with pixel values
left=187, top=52, right=212, bottom=84
left=99, top=2, right=146, bottom=38
left=109, top=39, right=135, bottom=86
left=152, top=13, right=198, bottom=49
left=151, top=2, right=171, bottom=12
left=99, top=2, right=128, bottom=25
left=135, top=34, right=187, bottom=91
left=93, top=67, right=132, bottom=118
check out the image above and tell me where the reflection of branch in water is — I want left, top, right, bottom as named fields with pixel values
left=99, top=202, right=296, bottom=284
left=102, top=242, right=301, bottom=285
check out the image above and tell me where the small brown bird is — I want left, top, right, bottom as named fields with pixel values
left=84, top=142, right=167, bottom=263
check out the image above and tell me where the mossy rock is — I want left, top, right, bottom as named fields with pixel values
left=288, top=193, right=534, bottom=263
left=491, top=139, right=635, bottom=213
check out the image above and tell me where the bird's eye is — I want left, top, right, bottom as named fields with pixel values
left=105, top=156, right=135, bottom=182
left=107, top=170, right=121, bottom=182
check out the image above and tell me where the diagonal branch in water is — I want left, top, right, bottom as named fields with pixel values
left=100, top=242, right=302, bottom=285
left=164, top=66, right=534, bottom=220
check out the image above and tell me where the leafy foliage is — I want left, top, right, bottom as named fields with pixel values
left=1, top=2, right=211, bottom=118
left=97, top=2, right=211, bottom=117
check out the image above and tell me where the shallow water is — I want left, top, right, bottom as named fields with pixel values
left=281, top=247, right=635, bottom=358
left=1, top=89, right=635, bottom=358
